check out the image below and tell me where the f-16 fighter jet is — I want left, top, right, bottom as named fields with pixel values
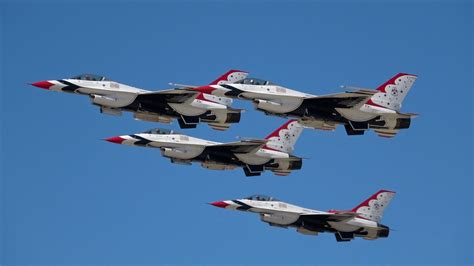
left=195, top=72, right=417, bottom=137
left=30, top=70, right=249, bottom=130
left=210, top=190, right=395, bottom=242
left=104, top=120, right=304, bottom=176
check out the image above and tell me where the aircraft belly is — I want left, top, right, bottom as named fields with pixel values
left=168, top=103, right=207, bottom=116
left=335, top=107, right=377, bottom=122
left=234, top=153, right=270, bottom=165
left=328, top=222, right=361, bottom=232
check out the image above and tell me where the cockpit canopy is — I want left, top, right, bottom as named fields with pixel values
left=245, top=195, right=279, bottom=202
left=142, top=128, right=176, bottom=135
left=71, top=74, right=108, bottom=81
left=234, top=77, right=274, bottom=86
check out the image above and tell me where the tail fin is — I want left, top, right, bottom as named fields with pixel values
left=366, top=73, right=417, bottom=111
left=209, top=69, right=249, bottom=85
left=351, top=190, right=396, bottom=223
left=263, top=120, right=303, bottom=154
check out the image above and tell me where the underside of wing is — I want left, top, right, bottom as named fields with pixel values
left=206, top=139, right=267, bottom=153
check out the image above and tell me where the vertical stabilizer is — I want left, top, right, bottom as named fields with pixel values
left=351, top=190, right=396, bottom=223
left=366, top=73, right=417, bottom=111
left=263, top=120, right=303, bottom=154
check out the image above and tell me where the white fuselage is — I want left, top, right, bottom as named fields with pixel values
left=45, top=79, right=237, bottom=123
left=119, top=133, right=292, bottom=163
left=48, top=79, right=146, bottom=108
left=220, top=199, right=381, bottom=237
left=213, top=83, right=315, bottom=114
left=211, top=83, right=395, bottom=122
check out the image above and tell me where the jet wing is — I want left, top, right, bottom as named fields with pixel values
left=317, top=89, right=378, bottom=98
left=168, top=83, right=199, bottom=89
left=206, top=139, right=267, bottom=153
left=135, top=89, right=200, bottom=104
left=299, top=212, right=358, bottom=223
left=303, top=90, right=376, bottom=109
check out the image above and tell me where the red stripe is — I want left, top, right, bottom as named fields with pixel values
left=365, top=99, right=385, bottom=108
left=209, top=69, right=247, bottom=85
left=351, top=190, right=395, bottom=213
left=264, top=119, right=297, bottom=139
left=375, top=73, right=417, bottom=93
left=192, top=85, right=216, bottom=95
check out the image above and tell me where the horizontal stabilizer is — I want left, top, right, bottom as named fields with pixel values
left=396, top=112, right=419, bottom=118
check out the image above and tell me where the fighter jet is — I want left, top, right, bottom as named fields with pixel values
left=30, top=70, right=249, bottom=130
left=194, top=72, right=418, bottom=137
left=210, top=190, right=395, bottom=242
left=104, top=120, right=304, bottom=176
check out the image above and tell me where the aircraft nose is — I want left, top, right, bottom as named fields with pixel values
left=104, top=136, right=126, bottom=144
left=30, top=80, right=54, bottom=90
left=209, top=201, right=231, bottom=208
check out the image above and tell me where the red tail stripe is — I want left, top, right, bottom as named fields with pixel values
left=365, top=99, right=385, bottom=108
left=209, top=69, right=248, bottom=85
left=351, top=189, right=396, bottom=212
left=192, top=85, right=216, bottom=95
left=376, top=73, right=417, bottom=93
left=264, top=119, right=297, bottom=139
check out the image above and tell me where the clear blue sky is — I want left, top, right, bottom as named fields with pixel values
left=1, top=1, right=472, bottom=264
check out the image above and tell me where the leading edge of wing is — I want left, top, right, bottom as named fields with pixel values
left=303, top=93, right=372, bottom=108
left=300, top=212, right=358, bottom=223
left=207, top=139, right=268, bottom=153
left=137, top=89, right=200, bottom=103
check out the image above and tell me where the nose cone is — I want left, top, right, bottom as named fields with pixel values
left=30, top=80, right=54, bottom=90
left=104, top=136, right=125, bottom=144
left=209, top=201, right=230, bottom=208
